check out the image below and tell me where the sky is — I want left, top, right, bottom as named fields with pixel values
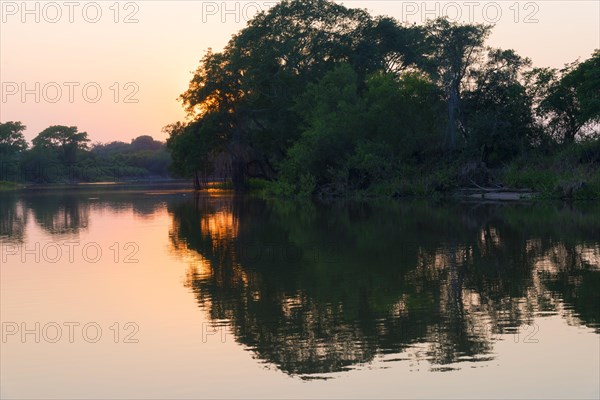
left=1, top=0, right=599, bottom=143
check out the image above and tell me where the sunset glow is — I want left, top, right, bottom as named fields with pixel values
left=1, top=1, right=598, bottom=142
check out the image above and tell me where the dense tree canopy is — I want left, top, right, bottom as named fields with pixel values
left=166, top=0, right=597, bottom=197
left=31, top=125, right=90, bottom=164
left=425, top=19, right=492, bottom=150
left=526, top=50, right=600, bottom=144
left=463, top=48, right=534, bottom=164
left=0, top=121, right=28, bottom=157
left=171, top=0, right=429, bottom=189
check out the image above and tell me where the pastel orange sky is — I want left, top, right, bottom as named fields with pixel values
left=1, top=0, right=598, bottom=143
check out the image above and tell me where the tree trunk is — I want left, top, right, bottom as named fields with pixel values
left=446, top=86, right=459, bottom=151
left=232, top=160, right=245, bottom=192
left=193, top=170, right=201, bottom=190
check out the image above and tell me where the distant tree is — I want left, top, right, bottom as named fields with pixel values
left=32, top=125, right=90, bottom=164
left=130, top=135, right=164, bottom=151
left=91, top=141, right=131, bottom=155
left=0, top=121, right=28, bottom=156
left=0, top=121, right=28, bottom=181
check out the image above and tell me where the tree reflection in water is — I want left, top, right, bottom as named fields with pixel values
left=1, top=191, right=597, bottom=377
left=0, top=194, right=28, bottom=243
left=0, top=191, right=174, bottom=239
left=168, top=194, right=600, bottom=377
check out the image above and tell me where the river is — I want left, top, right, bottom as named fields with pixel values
left=1, top=185, right=598, bottom=398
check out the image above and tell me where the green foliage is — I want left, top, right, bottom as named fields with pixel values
left=0, top=121, right=28, bottom=156
left=425, top=18, right=492, bottom=150
left=176, top=1, right=595, bottom=196
left=526, top=50, right=600, bottom=144
left=19, top=145, right=62, bottom=183
left=174, top=0, right=429, bottom=188
left=365, top=72, right=443, bottom=158
left=0, top=121, right=171, bottom=183
left=130, top=135, right=164, bottom=151
left=32, top=125, right=90, bottom=165
left=502, top=165, right=557, bottom=192
left=573, top=170, right=600, bottom=200
left=164, top=117, right=224, bottom=189
left=572, top=50, right=600, bottom=124
left=283, top=64, right=366, bottom=190
left=0, top=181, right=22, bottom=191
left=276, top=64, right=445, bottom=196
left=501, top=141, right=600, bottom=199
left=464, top=49, right=534, bottom=165
left=563, top=139, right=600, bottom=164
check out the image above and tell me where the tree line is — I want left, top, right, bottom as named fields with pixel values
left=0, top=122, right=171, bottom=183
left=165, top=0, right=599, bottom=198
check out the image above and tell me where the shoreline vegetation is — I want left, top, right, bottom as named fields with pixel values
left=0, top=123, right=172, bottom=187
left=0, top=181, right=24, bottom=192
left=163, top=0, right=599, bottom=200
left=2, top=0, right=598, bottom=200
left=0, top=176, right=596, bottom=202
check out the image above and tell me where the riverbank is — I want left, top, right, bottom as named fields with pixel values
left=0, top=181, right=24, bottom=191
left=254, top=160, right=599, bottom=201
left=0, top=179, right=192, bottom=194
left=4, top=160, right=598, bottom=201
left=253, top=140, right=600, bottom=201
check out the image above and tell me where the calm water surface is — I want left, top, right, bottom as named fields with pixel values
left=1, top=186, right=599, bottom=399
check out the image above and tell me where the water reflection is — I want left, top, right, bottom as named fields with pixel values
left=168, top=195, right=600, bottom=377
left=23, top=195, right=91, bottom=235
left=0, top=194, right=28, bottom=242
left=0, top=189, right=181, bottom=240
left=2, top=191, right=598, bottom=379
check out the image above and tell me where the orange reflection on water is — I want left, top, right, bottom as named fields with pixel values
left=201, top=210, right=239, bottom=243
